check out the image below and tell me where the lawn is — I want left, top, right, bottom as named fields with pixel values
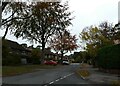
left=2, top=64, right=62, bottom=77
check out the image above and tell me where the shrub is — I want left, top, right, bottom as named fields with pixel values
left=2, top=40, right=21, bottom=66
left=2, top=53, right=21, bottom=66
left=97, top=44, right=120, bottom=69
left=31, top=58, right=41, bottom=64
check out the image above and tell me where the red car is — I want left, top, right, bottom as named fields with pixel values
left=44, top=60, right=57, bottom=66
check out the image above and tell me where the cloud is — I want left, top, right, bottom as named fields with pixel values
left=1, top=0, right=119, bottom=54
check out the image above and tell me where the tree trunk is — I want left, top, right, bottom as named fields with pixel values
left=2, top=26, right=9, bottom=40
left=41, top=49, right=45, bottom=64
left=40, top=36, right=46, bottom=64
left=2, top=2, right=9, bottom=12
left=60, top=50, right=64, bottom=64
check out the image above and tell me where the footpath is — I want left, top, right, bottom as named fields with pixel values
left=77, top=64, right=120, bottom=85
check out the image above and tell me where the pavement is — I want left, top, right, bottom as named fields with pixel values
left=78, top=64, right=120, bottom=85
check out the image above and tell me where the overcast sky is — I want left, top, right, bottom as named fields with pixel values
left=0, top=0, right=120, bottom=55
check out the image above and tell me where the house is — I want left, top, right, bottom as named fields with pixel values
left=21, top=43, right=28, bottom=49
left=43, top=47, right=62, bottom=61
left=44, top=48, right=57, bottom=60
left=2, top=39, right=64, bottom=65
left=63, top=55, right=69, bottom=60
left=2, top=39, right=31, bottom=64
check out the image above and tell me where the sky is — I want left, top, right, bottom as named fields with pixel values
left=0, top=0, right=120, bottom=55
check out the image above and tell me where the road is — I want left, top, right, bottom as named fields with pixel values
left=2, top=63, right=92, bottom=86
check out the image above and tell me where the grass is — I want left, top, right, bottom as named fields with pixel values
left=111, top=80, right=120, bottom=86
left=76, top=69, right=90, bottom=78
left=76, top=63, right=91, bottom=78
left=2, top=64, right=62, bottom=77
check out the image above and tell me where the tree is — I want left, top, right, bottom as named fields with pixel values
left=72, top=51, right=88, bottom=63
left=2, top=2, right=32, bottom=39
left=49, top=30, right=78, bottom=62
left=2, top=2, right=9, bottom=12
left=80, top=22, right=114, bottom=65
left=99, top=21, right=115, bottom=42
left=31, top=48, right=41, bottom=64
left=80, top=26, right=112, bottom=50
left=113, top=22, right=120, bottom=40
left=9, top=2, right=73, bottom=63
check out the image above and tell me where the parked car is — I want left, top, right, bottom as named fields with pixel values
left=62, top=60, right=70, bottom=65
left=44, top=60, right=57, bottom=66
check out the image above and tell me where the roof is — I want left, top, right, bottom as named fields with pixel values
left=2, top=39, right=28, bottom=51
left=44, top=48, right=55, bottom=55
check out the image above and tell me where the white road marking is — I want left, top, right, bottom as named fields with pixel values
left=49, top=81, right=54, bottom=84
left=47, top=73, right=74, bottom=85
left=60, top=77, right=63, bottom=80
left=70, top=63, right=80, bottom=65
left=63, top=76, right=67, bottom=78
left=55, top=79, right=59, bottom=82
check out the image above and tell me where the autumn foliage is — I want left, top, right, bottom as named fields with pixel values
left=49, top=30, right=78, bottom=57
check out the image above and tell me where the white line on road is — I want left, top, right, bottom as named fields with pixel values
left=63, top=76, right=67, bottom=78
left=49, top=81, right=54, bottom=84
left=45, top=73, right=74, bottom=85
left=44, top=84, right=48, bottom=86
left=55, top=79, right=59, bottom=82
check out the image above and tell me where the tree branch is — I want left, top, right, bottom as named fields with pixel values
left=2, top=2, right=9, bottom=12
left=2, top=15, right=32, bottom=25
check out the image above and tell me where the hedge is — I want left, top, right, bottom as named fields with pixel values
left=2, top=53, right=21, bottom=66
left=97, top=44, right=120, bottom=69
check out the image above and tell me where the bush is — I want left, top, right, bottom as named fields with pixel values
left=31, top=58, right=41, bottom=64
left=97, top=44, right=120, bottom=69
left=2, top=53, right=21, bottom=66
left=2, top=40, right=21, bottom=66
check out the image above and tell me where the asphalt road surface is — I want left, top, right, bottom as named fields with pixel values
left=2, top=63, right=93, bottom=86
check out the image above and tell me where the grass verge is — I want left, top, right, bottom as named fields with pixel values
left=111, top=80, right=120, bottom=86
left=2, top=64, right=62, bottom=77
left=76, top=69, right=90, bottom=78
left=76, top=63, right=90, bottom=78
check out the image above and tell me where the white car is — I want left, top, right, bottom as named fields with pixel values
left=62, top=60, right=70, bottom=65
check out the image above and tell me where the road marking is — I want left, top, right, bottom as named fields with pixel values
left=70, top=63, right=80, bottom=65
left=44, top=84, right=48, bottom=86
left=60, top=77, right=63, bottom=80
left=44, top=73, right=74, bottom=86
left=49, top=81, right=54, bottom=84
left=63, top=76, right=67, bottom=78
left=55, top=79, right=59, bottom=82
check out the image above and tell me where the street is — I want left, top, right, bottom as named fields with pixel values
left=2, top=63, right=92, bottom=85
